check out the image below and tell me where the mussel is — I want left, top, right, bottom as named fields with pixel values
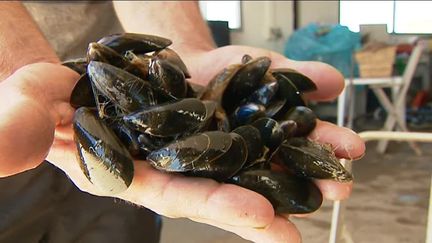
left=66, top=33, right=353, bottom=215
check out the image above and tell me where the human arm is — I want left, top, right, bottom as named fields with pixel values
left=0, top=2, right=59, bottom=81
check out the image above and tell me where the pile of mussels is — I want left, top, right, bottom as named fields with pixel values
left=63, top=33, right=352, bottom=214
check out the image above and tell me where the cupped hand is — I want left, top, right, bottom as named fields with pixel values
left=0, top=44, right=365, bottom=243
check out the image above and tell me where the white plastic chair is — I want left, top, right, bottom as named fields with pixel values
left=329, top=41, right=430, bottom=243
left=336, top=42, right=425, bottom=154
left=328, top=131, right=432, bottom=243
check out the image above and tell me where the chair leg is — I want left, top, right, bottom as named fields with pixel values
left=337, top=86, right=347, bottom=127
left=328, top=159, right=352, bottom=243
left=347, top=82, right=356, bottom=129
left=427, top=174, right=432, bottom=243
left=372, top=88, right=421, bottom=154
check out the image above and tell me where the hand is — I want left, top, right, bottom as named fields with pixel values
left=0, top=45, right=365, bottom=243
left=176, top=45, right=366, bottom=241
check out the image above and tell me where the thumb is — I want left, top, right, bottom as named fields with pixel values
left=0, top=83, right=55, bottom=176
left=0, top=63, right=78, bottom=177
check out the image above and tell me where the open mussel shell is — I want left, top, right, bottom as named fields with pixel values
left=241, top=81, right=279, bottom=107
left=229, top=169, right=323, bottom=214
left=278, top=137, right=353, bottom=182
left=73, top=107, right=134, bottom=194
left=70, top=73, right=96, bottom=109
left=87, top=61, right=175, bottom=113
left=281, top=106, right=317, bottom=137
left=123, top=98, right=208, bottom=137
left=97, top=33, right=172, bottom=54
left=147, top=131, right=247, bottom=181
left=271, top=68, right=317, bottom=93
left=222, top=57, right=272, bottom=114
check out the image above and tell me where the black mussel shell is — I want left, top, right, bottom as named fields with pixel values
left=156, top=48, right=191, bottom=78
left=279, top=120, right=298, bottom=140
left=232, top=125, right=264, bottom=167
left=87, top=61, right=175, bottom=113
left=200, top=100, right=218, bottom=131
left=185, top=133, right=247, bottom=181
left=111, top=121, right=141, bottom=157
left=137, top=133, right=173, bottom=157
left=123, top=98, right=207, bottom=137
left=212, top=105, right=231, bottom=132
left=185, top=82, right=198, bottom=98
left=97, top=33, right=172, bottom=54
left=70, top=73, right=96, bottom=109
left=241, top=81, right=279, bottom=107
left=230, top=103, right=266, bottom=128
left=147, top=131, right=246, bottom=181
left=282, top=106, right=317, bottom=137
left=73, top=107, right=134, bottom=194
left=62, top=57, right=87, bottom=75
left=123, top=51, right=151, bottom=80
left=278, top=137, right=353, bottom=182
left=222, top=57, right=271, bottom=114
left=271, top=68, right=317, bottom=93
left=149, top=58, right=187, bottom=98
left=200, top=64, right=242, bottom=103
left=229, top=169, right=323, bottom=214
left=271, top=72, right=306, bottom=120
left=252, top=117, right=285, bottom=153
left=87, top=42, right=130, bottom=69
left=264, top=99, right=286, bottom=118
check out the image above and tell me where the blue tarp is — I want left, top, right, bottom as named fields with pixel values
left=285, top=23, right=361, bottom=77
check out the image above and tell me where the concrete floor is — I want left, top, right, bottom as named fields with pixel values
left=160, top=140, right=432, bottom=243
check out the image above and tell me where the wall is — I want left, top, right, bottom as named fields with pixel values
left=230, top=1, right=294, bottom=54
left=298, top=1, right=339, bottom=27
left=230, top=1, right=417, bottom=54
left=230, top=1, right=340, bottom=54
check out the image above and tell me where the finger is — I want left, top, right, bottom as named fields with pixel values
left=309, top=120, right=365, bottom=160
left=121, top=162, right=275, bottom=228
left=12, top=63, right=78, bottom=125
left=190, top=215, right=301, bottom=243
left=315, top=180, right=353, bottom=201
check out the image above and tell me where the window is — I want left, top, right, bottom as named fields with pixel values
left=199, top=1, right=241, bottom=30
left=339, top=1, right=432, bottom=34
left=394, top=1, right=432, bottom=34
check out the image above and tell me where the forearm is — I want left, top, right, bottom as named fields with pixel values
left=0, top=2, right=58, bottom=80
left=113, top=1, right=216, bottom=55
